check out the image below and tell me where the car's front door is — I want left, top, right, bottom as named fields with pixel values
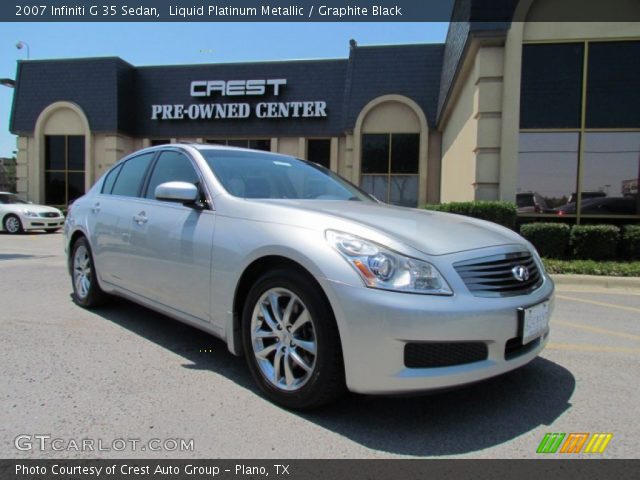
left=126, top=150, right=215, bottom=322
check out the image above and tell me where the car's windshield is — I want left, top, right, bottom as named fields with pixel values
left=0, top=193, right=28, bottom=205
left=201, top=149, right=375, bottom=202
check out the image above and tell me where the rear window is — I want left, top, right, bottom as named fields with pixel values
left=111, top=153, right=154, bottom=198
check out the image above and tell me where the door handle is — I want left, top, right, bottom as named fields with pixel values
left=91, top=202, right=101, bottom=213
left=133, top=212, right=148, bottom=225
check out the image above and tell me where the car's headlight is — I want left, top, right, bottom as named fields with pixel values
left=326, top=230, right=452, bottom=295
left=22, top=210, right=39, bottom=218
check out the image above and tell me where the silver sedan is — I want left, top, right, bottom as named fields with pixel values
left=64, top=144, right=554, bottom=409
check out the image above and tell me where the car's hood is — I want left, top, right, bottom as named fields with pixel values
left=239, top=199, right=525, bottom=256
left=16, top=204, right=62, bottom=215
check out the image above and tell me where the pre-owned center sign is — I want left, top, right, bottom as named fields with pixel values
left=151, top=78, right=328, bottom=120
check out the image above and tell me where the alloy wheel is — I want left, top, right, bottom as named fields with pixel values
left=250, top=288, right=317, bottom=391
left=73, top=245, right=92, bottom=300
left=5, top=216, right=21, bottom=233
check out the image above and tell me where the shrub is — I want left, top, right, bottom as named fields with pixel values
left=543, top=258, right=640, bottom=276
left=570, top=224, right=620, bottom=260
left=424, top=201, right=517, bottom=230
left=520, top=223, right=570, bottom=258
left=621, top=225, right=640, bottom=260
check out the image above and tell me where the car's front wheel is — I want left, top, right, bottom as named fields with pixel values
left=3, top=214, right=23, bottom=234
left=71, top=237, right=108, bottom=308
left=242, top=269, right=345, bottom=409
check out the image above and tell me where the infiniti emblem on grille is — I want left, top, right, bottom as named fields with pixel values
left=512, top=265, right=530, bottom=282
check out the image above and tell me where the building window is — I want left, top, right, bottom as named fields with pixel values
left=307, top=139, right=331, bottom=168
left=44, top=135, right=85, bottom=206
left=360, top=133, right=419, bottom=207
left=518, top=41, right=640, bottom=222
left=206, top=139, right=271, bottom=151
left=150, top=139, right=171, bottom=146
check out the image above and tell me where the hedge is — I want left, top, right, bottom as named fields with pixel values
left=520, top=223, right=570, bottom=258
left=621, top=225, right=640, bottom=260
left=424, top=201, right=517, bottom=230
left=570, top=224, right=620, bottom=260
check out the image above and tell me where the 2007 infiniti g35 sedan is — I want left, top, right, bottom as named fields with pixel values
left=64, top=144, right=554, bottom=409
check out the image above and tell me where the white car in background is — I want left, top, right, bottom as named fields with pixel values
left=0, top=192, right=65, bottom=234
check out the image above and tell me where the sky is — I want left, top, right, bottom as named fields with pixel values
left=0, top=22, right=449, bottom=158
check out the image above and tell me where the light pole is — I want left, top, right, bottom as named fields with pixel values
left=16, top=41, right=30, bottom=59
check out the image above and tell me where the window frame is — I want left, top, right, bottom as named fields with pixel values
left=360, top=132, right=420, bottom=206
left=519, top=38, right=640, bottom=224
left=44, top=134, right=85, bottom=207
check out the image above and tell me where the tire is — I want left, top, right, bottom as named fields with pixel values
left=70, top=236, right=108, bottom=308
left=242, top=268, right=345, bottom=410
left=3, top=214, right=23, bottom=234
left=45, top=228, right=60, bottom=233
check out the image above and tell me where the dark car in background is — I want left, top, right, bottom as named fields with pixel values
left=555, top=196, right=638, bottom=216
left=516, top=192, right=552, bottom=214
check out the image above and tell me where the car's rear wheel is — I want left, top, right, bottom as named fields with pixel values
left=71, top=237, right=107, bottom=308
left=3, top=214, right=23, bottom=234
left=242, top=269, right=345, bottom=410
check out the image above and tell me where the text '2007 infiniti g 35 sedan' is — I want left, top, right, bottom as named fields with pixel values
left=64, top=144, right=553, bottom=409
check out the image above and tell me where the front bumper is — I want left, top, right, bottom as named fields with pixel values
left=319, top=273, right=554, bottom=394
left=22, top=216, right=65, bottom=230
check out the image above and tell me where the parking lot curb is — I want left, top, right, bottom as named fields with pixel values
left=551, top=274, right=640, bottom=290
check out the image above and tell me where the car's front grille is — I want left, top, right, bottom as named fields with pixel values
left=39, top=212, right=59, bottom=218
left=454, top=251, right=542, bottom=297
left=404, top=342, right=488, bottom=368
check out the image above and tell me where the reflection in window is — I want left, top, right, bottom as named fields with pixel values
left=361, top=133, right=419, bottom=207
left=44, top=135, right=85, bottom=206
left=517, top=133, right=579, bottom=214
left=581, top=132, right=640, bottom=216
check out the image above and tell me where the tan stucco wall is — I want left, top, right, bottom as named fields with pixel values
left=361, top=102, right=421, bottom=133
left=440, top=46, right=505, bottom=202
left=276, top=137, right=303, bottom=157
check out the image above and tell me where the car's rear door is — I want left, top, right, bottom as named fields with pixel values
left=90, top=152, right=156, bottom=292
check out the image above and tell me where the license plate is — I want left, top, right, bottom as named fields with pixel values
left=520, top=300, right=550, bottom=344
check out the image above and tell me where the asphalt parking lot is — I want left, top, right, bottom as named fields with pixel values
left=1, top=232, right=638, bottom=459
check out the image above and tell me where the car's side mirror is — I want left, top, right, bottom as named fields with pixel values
left=155, top=181, right=199, bottom=205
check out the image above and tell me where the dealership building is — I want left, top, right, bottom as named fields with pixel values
left=6, top=0, right=640, bottom=222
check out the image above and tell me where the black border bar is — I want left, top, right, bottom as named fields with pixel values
left=2, top=459, right=640, bottom=480
left=3, top=0, right=640, bottom=22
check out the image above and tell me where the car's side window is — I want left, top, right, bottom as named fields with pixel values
left=110, top=153, right=155, bottom=197
left=144, top=151, right=200, bottom=199
left=101, top=164, right=123, bottom=195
